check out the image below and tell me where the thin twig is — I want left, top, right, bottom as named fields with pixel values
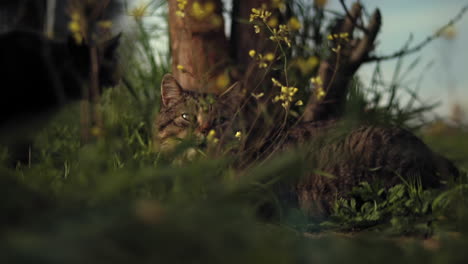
left=365, top=5, right=468, bottom=62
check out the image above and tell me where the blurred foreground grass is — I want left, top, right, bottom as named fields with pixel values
left=1, top=85, right=468, bottom=263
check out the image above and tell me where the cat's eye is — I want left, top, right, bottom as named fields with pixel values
left=217, top=117, right=228, bottom=124
left=181, top=113, right=190, bottom=120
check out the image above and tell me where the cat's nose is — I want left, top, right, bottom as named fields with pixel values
left=197, top=122, right=211, bottom=135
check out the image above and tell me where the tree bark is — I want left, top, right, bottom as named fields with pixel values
left=302, top=3, right=381, bottom=122
left=168, top=0, right=230, bottom=93
left=230, top=0, right=280, bottom=94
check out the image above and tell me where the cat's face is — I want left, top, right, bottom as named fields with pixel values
left=154, top=74, right=243, bottom=152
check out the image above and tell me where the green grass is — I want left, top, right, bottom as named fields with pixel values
left=1, top=1, right=468, bottom=263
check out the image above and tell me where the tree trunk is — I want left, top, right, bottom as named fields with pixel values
left=167, top=0, right=230, bottom=93
left=230, top=0, right=280, bottom=94
left=302, top=3, right=381, bottom=122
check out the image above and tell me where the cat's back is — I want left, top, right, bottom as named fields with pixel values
left=291, top=122, right=458, bottom=216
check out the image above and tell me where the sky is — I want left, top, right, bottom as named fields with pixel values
left=328, top=0, right=468, bottom=117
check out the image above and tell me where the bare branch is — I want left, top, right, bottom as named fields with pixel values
left=339, top=0, right=369, bottom=34
left=365, top=5, right=468, bottom=62
left=350, top=9, right=381, bottom=64
left=303, top=2, right=383, bottom=122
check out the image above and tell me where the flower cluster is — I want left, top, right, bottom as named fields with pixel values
left=97, top=20, right=112, bottom=29
left=271, top=78, right=302, bottom=109
left=327, top=32, right=349, bottom=53
left=68, top=11, right=84, bottom=44
left=327, top=32, right=349, bottom=41
left=311, top=76, right=326, bottom=100
left=206, top=130, right=219, bottom=144
left=251, top=92, right=264, bottom=100
left=294, top=56, right=319, bottom=76
left=249, top=6, right=293, bottom=48
left=176, top=0, right=187, bottom=18
left=249, top=50, right=276, bottom=69
left=235, top=131, right=242, bottom=140
left=287, top=17, right=302, bottom=31
left=215, top=71, right=230, bottom=89
left=269, top=24, right=291, bottom=47
left=249, top=6, right=272, bottom=23
left=191, top=1, right=214, bottom=20
left=129, top=2, right=149, bottom=19
left=191, top=1, right=222, bottom=27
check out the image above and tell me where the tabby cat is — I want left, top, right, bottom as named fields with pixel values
left=153, top=74, right=245, bottom=153
left=154, top=74, right=458, bottom=216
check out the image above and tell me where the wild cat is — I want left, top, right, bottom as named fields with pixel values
left=153, top=74, right=243, bottom=153
left=153, top=74, right=459, bottom=215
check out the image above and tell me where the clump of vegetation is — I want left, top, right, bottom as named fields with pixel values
left=1, top=0, right=468, bottom=263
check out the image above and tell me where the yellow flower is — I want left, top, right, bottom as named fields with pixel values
left=68, top=11, right=83, bottom=44
left=68, top=21, right=80, bottom=33
left=251, top=92, right=264, bottom=99
left=176, top=10, right=185, bottom=18
left=295, top=100, right=303, bottom=106
left=206, top=129, right=219, bottom=144
left=331, top=45, right=342, bottom=53
left=216, top=71, right=230, bottom=89
left=98, top=20, right=113, bottom=29
left=264, top=53, right=275, bottom=61
left=191, top=1, right=216, bottom=20
left=249, top=50, right=256, bottom=58
left=235, top=131, right=242, bottom=139
left=250, top=7, right=272, bottom=22
left=310, top=76, right=323, bottom=85
left=176, top=0, right=188, bottom=18
left=317, top=89, right=326, bottom=100
left=295, top=56, right=319, bottom=75
left=288, top=17, right=301, bottom=31
left=311, top=77, right=326, bottom=100
left=267, top=16, right=279, bottom=28
left=327, top=32, right=349, bottom=41
left=254, top=25, right=261, bottom=34
left=271, top=78, right=299, bottom=109
left=269, top=24, right=291, bottom=48
left=207, top=129, right=216, bottom=139
left=177, top=0, right=188, bottom=9
left=271, top=78, right=282, bottom=87
left=130, top=3, right=149, bottom=19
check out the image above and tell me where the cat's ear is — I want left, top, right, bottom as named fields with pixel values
left=101, top=33, right=121, bottom=59
left=161, top=74, right=183, bottom=107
